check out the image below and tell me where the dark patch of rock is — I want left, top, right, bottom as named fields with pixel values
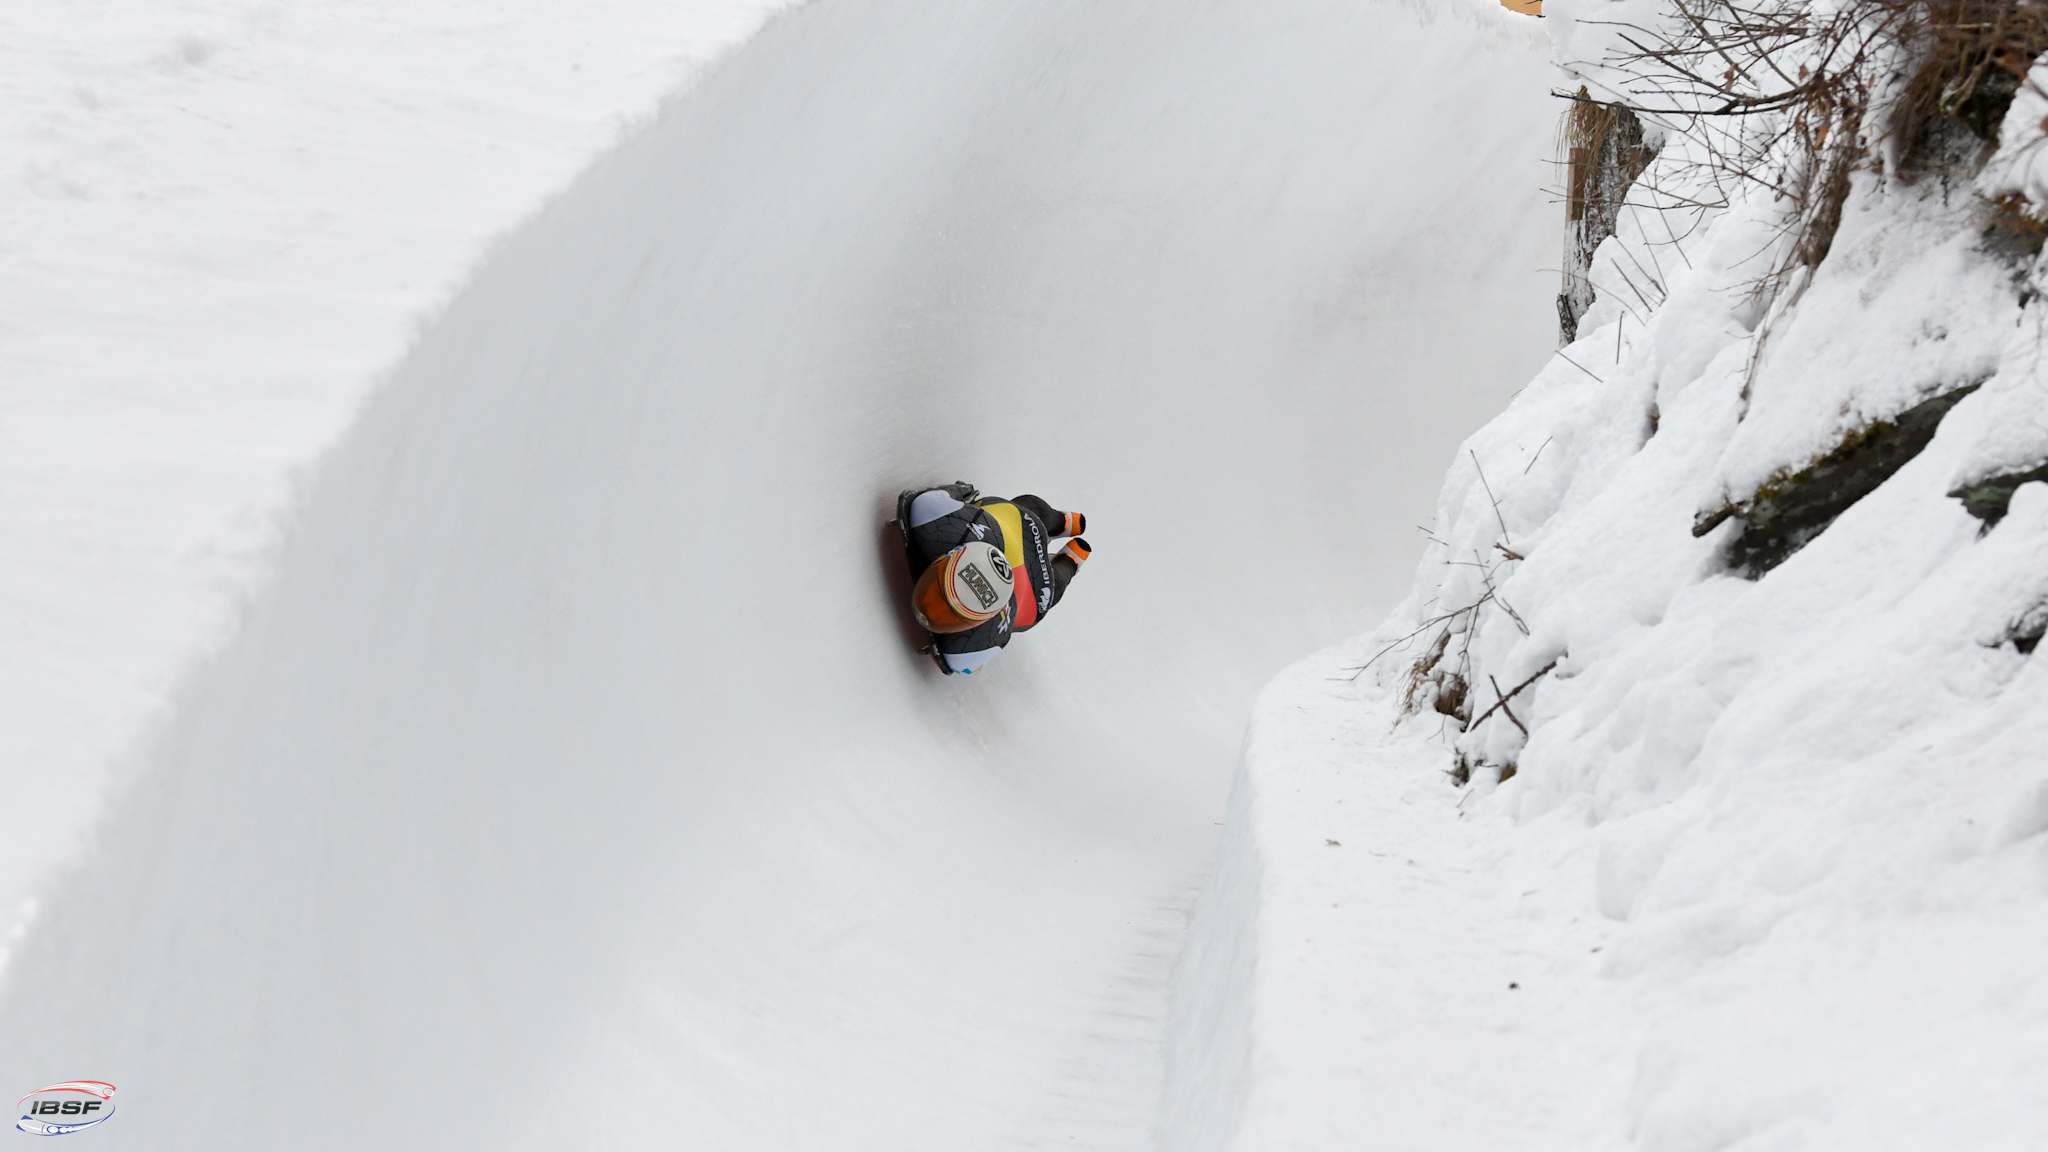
left=1949, top=459, right=2048, bottom=526
left=1695, top=383, right=1982, bottom=576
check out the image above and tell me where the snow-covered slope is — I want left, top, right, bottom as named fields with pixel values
left=1210, top=11, right=2048, bottom=1147
left=0, top=0, right=792, bottom=962
left=0, top=0, right=1558, bottom=1148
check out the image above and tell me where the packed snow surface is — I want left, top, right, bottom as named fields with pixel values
left=0, top=0, right=793, bottom=959
left=0, top=0, right=1559, bottom=1148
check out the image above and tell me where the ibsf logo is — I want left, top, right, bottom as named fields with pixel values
left=15, top=1083, right=116, bottom=1136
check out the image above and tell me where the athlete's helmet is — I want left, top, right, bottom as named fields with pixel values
left=911, top=541, right=1014, bottom=633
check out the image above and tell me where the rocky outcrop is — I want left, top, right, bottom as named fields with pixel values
left=1694, top=382, right=1983, bottom=575
left=1950, top=458, right=2048, bottom=525
left=1558, top=91, right=1653, bottom=344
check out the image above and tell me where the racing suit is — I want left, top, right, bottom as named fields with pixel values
left=903, top=484, right=1089, bottom=674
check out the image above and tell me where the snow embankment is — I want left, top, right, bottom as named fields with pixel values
left=1200, top=13, right=2048, bottom=1149
left=0, top=0, right=1559, bottom=1148
left=0, top=0, right=792, bottom=958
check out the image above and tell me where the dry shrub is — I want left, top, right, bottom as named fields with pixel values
left=1582, top=0, right=2048, bottom=298
left=1890, top=0, right=2048, bottom=172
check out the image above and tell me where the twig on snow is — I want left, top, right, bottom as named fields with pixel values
left=1555, top=351, right=1605, bottom=382
left=1487, top=676, right=1529, bottom=736
left=1469, top=659, right=1559, bottom=733
left=1471, top=451, right=1511, bottom=546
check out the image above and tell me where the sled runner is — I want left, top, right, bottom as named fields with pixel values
left=892, top=483, right=978, bottom=673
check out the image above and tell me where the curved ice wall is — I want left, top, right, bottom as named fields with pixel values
left=0, top=1, right=1556, bottom=1147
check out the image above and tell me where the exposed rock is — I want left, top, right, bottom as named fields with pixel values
left=1981, top=193, right=2048, bottom=269
left=1949, top=458, right=2048, bottom=525
left=1893, top=18, right=2047, bottom=179
left=1956, top=62, right=2027, bottom=144
left=1695, top=382, right=1983, bottom=576
left=1558, top=91, right=1654, bottom=345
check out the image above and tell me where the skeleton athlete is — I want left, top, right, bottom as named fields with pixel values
left=898, top=483, right=1090, bottom=675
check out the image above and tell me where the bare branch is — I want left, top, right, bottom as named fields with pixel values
left=1470, top=660, right=1560, bottom=733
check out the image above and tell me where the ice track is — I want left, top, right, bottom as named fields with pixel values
left=0, top=1, right=1557, bottom=1147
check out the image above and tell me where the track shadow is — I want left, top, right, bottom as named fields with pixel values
left=879, top=516, right=936, bottom=665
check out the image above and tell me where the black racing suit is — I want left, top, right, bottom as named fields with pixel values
left=903, top=484, right=1086, bottom=674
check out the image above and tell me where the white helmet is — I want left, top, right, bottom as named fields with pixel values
left=911, top=541, right=1014, bottom=632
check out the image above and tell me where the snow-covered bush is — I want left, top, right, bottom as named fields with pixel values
left=1375, top=0, right=2048, bottom=784
left=1192, top=2, right=2048, bottom=1145
left=1211, top=5, right=2048, bottom=1140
